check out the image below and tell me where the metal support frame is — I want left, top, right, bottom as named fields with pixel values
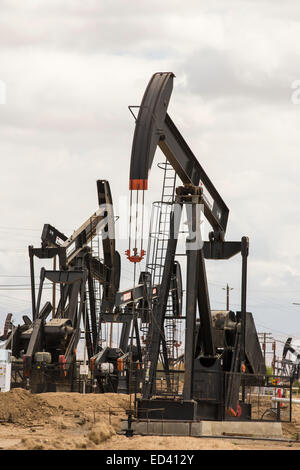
left=142, top=205, right=182, bottom=398
left=7, top=180, right=123, bottom=393
left=128, top=72, right=265, bottom=421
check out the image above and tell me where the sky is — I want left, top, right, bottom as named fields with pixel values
left=1, top=0, right=300, bottom=358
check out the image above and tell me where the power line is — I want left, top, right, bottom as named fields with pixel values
left=0, top=283, right=52, bottom=287
left=0, top=293, right=31, bottom=304
left=0, top=227, right=41, bottom=231
left=256, top=321, right=300, bottom=340
left=0, top=275, right=35, bottom=278
left=0, top=226, right=72, bottom=232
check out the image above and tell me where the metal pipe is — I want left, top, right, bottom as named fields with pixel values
left=272, top=397, right=300, bottom=404
left=28, top=246, right=36, bottom=321
left=187, top=434, right=297, bottom=444
left=240, top=236, right=249, bottom=403
left=240, top=236, right=249, bottom=365
left=52, top=255, right=56, bottom=318
left=83, top=300, right=87, bottom=394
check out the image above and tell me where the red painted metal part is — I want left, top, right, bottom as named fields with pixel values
left=129, top=179, right=148, bottom=190
left=125, top=249, right=145, bottom=263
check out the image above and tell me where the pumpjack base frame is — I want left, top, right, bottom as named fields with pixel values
left=121, top=417, right=283, bottom=438
left=136, top=398, right=251, bottom=422
left=10, top=360, right=82, bottom=394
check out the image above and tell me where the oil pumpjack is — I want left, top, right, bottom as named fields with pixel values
left=5, top=180, right=122, bottom=392
left=126, top=72, right=265, bottom=421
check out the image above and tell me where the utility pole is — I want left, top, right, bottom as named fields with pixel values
left=263, top=332, right=266, bottom=364
left=222, top=283, right=234, bottom=310
left=272, top=341, right=276, bottom=372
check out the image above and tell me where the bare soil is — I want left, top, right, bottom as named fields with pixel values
left=0, top=388, right=299, bottom=450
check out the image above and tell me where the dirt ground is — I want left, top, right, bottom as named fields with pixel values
left=0, top=388, right=300, bottom=451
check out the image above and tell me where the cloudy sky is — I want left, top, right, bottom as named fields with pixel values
left=1, top=0, right=300, bottom=355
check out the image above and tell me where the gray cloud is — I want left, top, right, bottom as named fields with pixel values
left=1, top=0, right=300, bottom=342
left=178, top=48, right=293, bottom=104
